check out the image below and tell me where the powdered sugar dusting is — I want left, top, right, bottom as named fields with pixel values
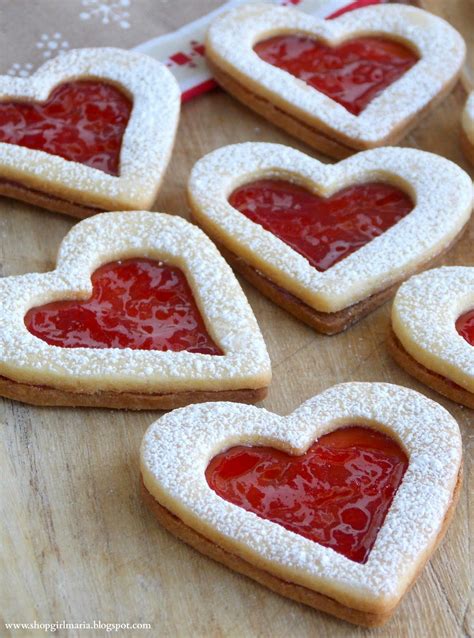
left=188, top=143, right=473, bottom=312
left=141, top=382, right=461, bottom=611
left=0, top=211, right=271, bottom=394
left=0, top=48, right=180, bottom=211
left=392, top=267, right=474, bottom=393
left=207, top=3, right=465, bottom=145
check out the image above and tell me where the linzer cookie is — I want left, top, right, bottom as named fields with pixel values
left=0, top=48, right=180, bottom=218
left=389, top=267, right=474, bottom=408
left=205, top=3, right=465, bottom=158
left=188, top=143, right=473, bottom=334
left=0, top=211, right=271, bottom=409
left=461, top=92, right=474, bottom=164
left=141, top=382, right=462, bottom=627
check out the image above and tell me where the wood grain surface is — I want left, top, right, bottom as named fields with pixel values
left=1, top=2, right=473, bottom=637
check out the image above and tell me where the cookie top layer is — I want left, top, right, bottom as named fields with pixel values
left=0, top=211, right=271, bottom=394
left=188, top=143, right=473, bottom=312
left=392, top=266, right=474, bottom=393
left=0, top=48, right=180, bottom=210
left=141, top=382, right=461, bottom=613
left=206, top=3, right=465, bottom=146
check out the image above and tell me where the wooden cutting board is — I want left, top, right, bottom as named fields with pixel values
left=1, top=2, right=473, bottom=636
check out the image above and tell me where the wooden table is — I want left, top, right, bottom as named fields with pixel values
left=1, top=2, right=473, bottom=636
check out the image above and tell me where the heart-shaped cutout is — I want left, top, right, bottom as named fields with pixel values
left=0, top=48, right=180, bottom=217
left=228, top=178, right=413, bottom=272
left=141, top=382, right=462, bottom=626
left=0, top=211, right=270, bottom=409
left=0, top=80, right=132, bottom=176
left=206, top=425, right=408, bottom=564
left=206, top=4, right=465, bottom=156
left=390, top=266, right=474, bottom=408
left=254, top=35, right=418, bottom=116
left=25, top=258, right=223, bottom=355
left=188, top=143, right=473, bottom=326
left=456, top=308, right=474, bottom=346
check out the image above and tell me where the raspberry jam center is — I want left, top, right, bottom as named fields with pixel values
left=456, top=309, right=474, bottom=346
left=0, top=80, right=132, bottom=175
left=206, top=426, right=408, bottom=563
left=254, top=35, right=418, bottom=115
left=229, top=179, right=413, bottom=272
left=25, top=258, right=223, bottom=354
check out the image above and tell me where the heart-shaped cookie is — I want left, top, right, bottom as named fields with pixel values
left=461, top=91, right=474, bottom=165
left=390, top=266, right=474, bottom=408
left=206, top=3, right=465, bottom=158
left=140, top=382, right=462, bottom=626
left=0, top=48, right=180, bottom=218
left=0, top=211, right=271, bottom=409
left=188, top=143, right=473, bottom=334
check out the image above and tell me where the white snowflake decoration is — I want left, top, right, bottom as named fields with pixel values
left=36, top=33, right=70, bottom=59
left=79, top=0, right=131, bottom=29
left=7, top=62, right=34, bottom=78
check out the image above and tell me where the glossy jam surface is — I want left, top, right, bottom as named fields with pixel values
left=456, top=309, right=474, bottom=346
left=229, top=179, right=413, bottom=272
left=0, top=81, right=132, bottom=175
left=206, top=426, right=408, bottom=563
left=25, top=258, right=223, bottom=354
left=254, top=35, right=418, bottom=115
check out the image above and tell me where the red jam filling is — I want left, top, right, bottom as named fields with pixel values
left=206, top=426, right=408, bottom=563
left=25, top=258, right=223, bottom=354
left=0, top=81, right=132, bottom=175
left=456, top=309, right=474, bottom=346
left=229, top=179, right=413, bottom=272
left=253, top=35, right=418, bottom=115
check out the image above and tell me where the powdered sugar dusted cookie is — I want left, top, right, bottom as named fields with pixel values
left=188, top=143, right=473, bottom=334
left=0, top=211, right=271, bottom=409
left=461, top=91, right=474, bottom=164
left=0, top=48, right=180, bottom=218
left=206, top=3, right=465, bottom=158
left=390, top=267, right=474, bottom=408
left=141, top=382, right=462, bottom=626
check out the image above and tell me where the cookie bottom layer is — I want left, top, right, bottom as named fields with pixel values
left=0, top=374, right=268, bottom=410
left=0, top=179, right=105, bottom=219
left=219, top=244, right=396, bottom=334
left=461, top=129, right=474, bottom=166
left=207, top=59, right=459, bottom=159
left=388, top=329, right=474, bottom=408
left=141, top=470, right=461, bottom=628
left=213, top=226, right=464, bottom=334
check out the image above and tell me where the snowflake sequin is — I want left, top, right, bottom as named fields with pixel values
left=79, top=0, right=131, bottom=29
left=36, top=33, right=70, bottom=59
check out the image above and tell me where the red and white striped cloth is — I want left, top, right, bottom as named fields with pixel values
left=134, top=0, right=387, bottom=102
